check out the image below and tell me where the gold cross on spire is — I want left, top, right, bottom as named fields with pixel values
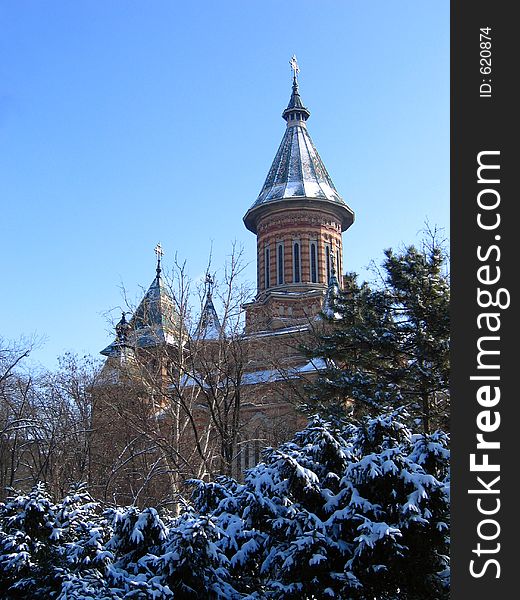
left=154, top=242, right=164, bottom=260
left=290, top=54, right=299, bottom=80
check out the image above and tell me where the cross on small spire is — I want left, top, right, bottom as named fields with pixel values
left=154, top=242, right=164, bottom=276
left=205, top=272, right=214, bottom=297
left=290, top=55, right=300, bottom=81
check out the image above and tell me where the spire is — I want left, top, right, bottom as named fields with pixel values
left=243, top=57, right=354, bottom=234
left=100, top=311, right=135, bottom=358
left=131, top=244, right=182, bottom=347
left=194, top=273, right=222, bottom=341
left=100, top=245, right=182, bottom=356
left=322, top=252, right=341, bottom=319
left=115, top=312, right=131, bottom=345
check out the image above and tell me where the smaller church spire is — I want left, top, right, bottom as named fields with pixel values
left=322, top=252, right=341, bottom=319
left=100, top=310, right=136, bottom=359
left=101, top=243, right=183, bottom=356
left=115, top=311, right=131, bottom=345
left=195, top=273, right=223, bottom=341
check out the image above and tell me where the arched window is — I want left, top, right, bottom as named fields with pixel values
left=326, top=245, right=331, bottom=283
left=277, top=242, right=284, bottom=285
left=264, top=246, right=270, bottom=289
left=310, top=242, right=318, bottom=283
left=293, top=241, right=301, bottom=283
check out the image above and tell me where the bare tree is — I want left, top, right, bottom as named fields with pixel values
left=1, top=337, right=102, bottom=500
left=0, top=337, right=39, bottom=496
left=90, top=244, right=257, bottom=508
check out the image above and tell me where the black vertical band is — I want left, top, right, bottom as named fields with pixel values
left=451, top=2, right=515, bottom=597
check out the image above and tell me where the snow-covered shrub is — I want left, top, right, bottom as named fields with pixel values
left=196, top=412, right=450, bottom=599
left=0, top=482, right=65, bottom=597
left=0, top=483, right=114, bottom=599
left=155, top=509, right=239, bottom=599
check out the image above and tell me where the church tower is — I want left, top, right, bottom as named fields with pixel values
left=243, top=57, right=354, bottom=333
left=98, top=244, right=182, bottom=388
left=93, top=59, right=356, bottom=495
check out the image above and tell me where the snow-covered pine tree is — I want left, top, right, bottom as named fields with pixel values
left=155, top=508, right=239, bottom=599
left=190, top=412, right=449, bottom=599
left=103, top=505, right=170, bottom=597
left=305, top=234, right=450, bottom=433
left=342, top=411, right=450, bottom=599
left=54, top=483, right=108, bottom=569
left=0, top=483, right=65, bottom=597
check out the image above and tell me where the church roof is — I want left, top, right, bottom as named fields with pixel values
left=244, top=62, right=354, bottom=233
left=130, top=268, right=181, bottom=348
left=100, top=247, right=181, bottom=356
left=253, top=116, right=343, bottom=207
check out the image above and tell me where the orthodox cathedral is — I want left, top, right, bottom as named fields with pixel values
left=94, top=58, right=355, bottom=503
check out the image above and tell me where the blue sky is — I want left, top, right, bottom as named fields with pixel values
left=0, top=1, right=449, bottom=368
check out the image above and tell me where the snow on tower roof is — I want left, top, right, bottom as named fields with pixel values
left=100, top=245, right=182, bottom=356
left=130, top=269, right=181, bottom=348
left=243, top=58, right=354, bottom=234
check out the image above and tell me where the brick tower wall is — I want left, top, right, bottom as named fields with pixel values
left=256, top=207, right=343, bottom=295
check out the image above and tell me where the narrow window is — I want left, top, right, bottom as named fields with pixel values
left=336, top=249, right=341, bottom=276
left=293, top=241, right=301, bottom=283
left=244, top=443, right=250, bottom=470
left=310, top=242, right=317, bottom=283
left=277, top=242, right=284, bottom=285
left=326, top=245, right=331, bottom=283
left=264, top=246, right=270, bottom=289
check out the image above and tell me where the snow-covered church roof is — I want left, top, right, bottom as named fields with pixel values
left=101, top=251, right=181, bottom=356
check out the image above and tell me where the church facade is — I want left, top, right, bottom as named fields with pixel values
left=93, top=60, right=355, bottom=505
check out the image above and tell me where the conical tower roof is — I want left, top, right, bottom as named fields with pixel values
left=100, top=245, right=182, bottom=355
left=244, top=58, right=354, bottom=234
left=130, top=268, right=180, bottom=348
left=194, top=274, right=222, bottom=341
